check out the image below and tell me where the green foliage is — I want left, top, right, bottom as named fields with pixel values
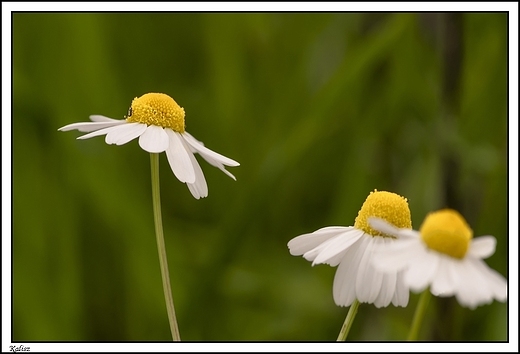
left=13, top=12, right=508, bottom=341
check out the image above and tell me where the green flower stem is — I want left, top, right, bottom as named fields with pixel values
left=150, top=153, right=181, bottom=341
left=407, top=289, right=431, bottom=341
left=337, top=299, right=360, bottom=341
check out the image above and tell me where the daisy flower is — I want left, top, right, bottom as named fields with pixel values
left=369, top=209, right=507, bottom=309
left=288, top=190, right=413, bottom=309
left=58, top=92, right=240, bottom=199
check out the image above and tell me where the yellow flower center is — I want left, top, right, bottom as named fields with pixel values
left=354, top=190, right=412, bottom=237
left=419, top=209, right=473, bottom=259
left=126, top=92, right=185, bottom=132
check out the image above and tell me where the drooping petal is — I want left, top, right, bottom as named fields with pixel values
left=430, top=257, right=458, bottom=297
left=302, top=235, right=341, bottom=263
left=453, top=258, right=494, bottom=308
left=371, top=237, right=419, bottom=273
left=369, top=217, right=418, bottom=240
left=182, top=133, right=239, bottom=180
left=105, top=122, right=147, bottom=145
left=472, top=259, right=508, bottom=303
left=374, top=270, right=397, bottom=308
left=214, top=164, right=238, bottom=180
left=321, top=229, right=365, bottom=267
left=312, top=229, right=364, bottom=266
left=183, top=132, right=240, bottom=167
left=333, top=238, right=365, bottom=307
left=138, top=125, right=169, bottom=153
left=288, top=227, right=351, bottom=257
left=441, top=258, right=463, bottom=297
left=404, top=245, right=439, bottom=293
left=372, top=237, right=399, bottom=307
left=356, top=236, right=384, bottom=306
left=326, top=248, right=352, bottom=267
left=183, top=139, right=208, bottom=199
left=450, top=260, right=477, bottom=308
left=467, top=236, right=497, bottom=259
left=59, top=120, right=126, bottom=133
left=76, top=124, right=129, bottom=140
left=165, top=130, right=196, bottom=184
left=368, top=217, right=401, bottom=237
left=89, top=115, right=123, bottom=122
left=391, top=271, right=409, bottom=307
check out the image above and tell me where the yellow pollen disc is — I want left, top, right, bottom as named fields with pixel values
left=354, top=189, right=412, bottom=237
left=419, top=209, right=473, bottom=259
left=126, top=92, right=185, bottom=132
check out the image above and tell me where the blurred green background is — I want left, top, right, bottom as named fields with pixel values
left=13, top=12, right=508, bottom=341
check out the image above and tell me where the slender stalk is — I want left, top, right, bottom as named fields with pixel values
left=407, top=289, right=431, bottom=341
left=150, top=153, right=181, bottom=341
left=337, top=299, right=360, bottom=341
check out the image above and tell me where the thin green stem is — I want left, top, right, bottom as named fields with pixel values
left=150, top=153, right=181, bottom=341
left=337, top=299, right=360, bottom=341
left=407, top=289, right=431, bottom=341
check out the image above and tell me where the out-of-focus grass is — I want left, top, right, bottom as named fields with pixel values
left=13, top=12, right=508, bottom=341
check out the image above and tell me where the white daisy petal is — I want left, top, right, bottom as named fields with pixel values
left=164, top=130, right=196, bottom=184
left=89, top=115, right=123, bottom=123
left=453, top=257, right=506, bottom=309
left=138, top=125, right=170, bottom=153
left=105, top=122, right=147, bottom=145
left=215, top=165, right=238, bottom=181
left=373, top=237, right=399, bottom=307
left=454, top=258, right=493, bottom=308
left=368, top=217, right=401, bottom=237
left=333, top=238, right=364, bottom=307
left=404, top=245, right=439, bottom=293
left=391, top=271, right=409, bottom=307
left=397, top=229, right=423, bottom=240
left=332, top=255, right=355, bottom=307
left=452, top=260, right=479, bottom=308
left=325, top=230, right=365, bottom=267
left=312, top=229, right=364, bottom=266
left=467, top=236, right=497, bottom=259
left=356, top=237, right=383, bottom=306
left=430, top=257, right=458, bottom=297
left=326, top=248, right=351, bottom=267
left=374, top=271, right=397, bottom=308
left=443, top=258, right=462, bottom=296
left=372, top=237, right=418, bottom=272
left=183, top=132, right=240, bottom=167
left=302, top=235, right=342, bottom=263
left=314, top=226, right=350, bottom=233
left=76, top=124, right=128, bottom=140
left=473, top=259, right=508, bottom=302
left=369, top=217, right=419, bottom=240
left=185, top=141, right=208, bottom=199
left=182, top=133, right=239, bottom=180
left=288, top=227, right=350, bottom=256
left=462, top=258, right=498, bottom=309
left=59, top=120, right=126, bottom=133
left=186, top=179, right=206, bottom=199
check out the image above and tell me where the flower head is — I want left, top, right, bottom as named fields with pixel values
left=288, top=190, right=412, bottom=308
left=127, top=93, right=186, bottom=132
left=369, top=209, right=507, bottom=309
left=58, top=93, right=239, bottom=199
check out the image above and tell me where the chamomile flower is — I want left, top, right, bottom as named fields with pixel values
left=369, top=209, right=507, bottom=309
left=288, top=190, right=412, bottom=308
left=58, top=92, right=239, bottom=199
